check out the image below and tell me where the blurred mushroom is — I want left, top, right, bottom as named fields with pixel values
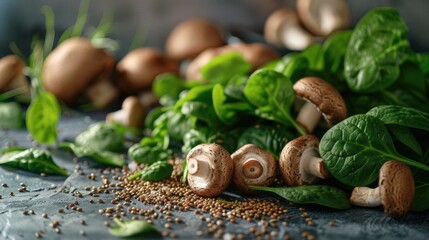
left=279, top=134, right=328, bottom=186
left=165, top=18, right=225, bottom=61
left=42, top=37, right=117, bottom=108
left=186, top=143, right=234, bottom=197
left=232, top=144, right=276, bottom=194
left=296, top=0, right=351, bottom=37
left=115, top=47, right=180, bottom=95
left=106, top=96, right=145, bottom=129
left=186, top=43, right=278, bottom=81
left=293, top=77, right=347, bottom=133
left=264, top=8, right=316, bottom=50
left=350, top=160, right=415, bottom=218
left=0, top=55, right=31, bottom=100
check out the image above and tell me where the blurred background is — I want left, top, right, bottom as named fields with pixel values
left=0, top=0, right=428, bottom=59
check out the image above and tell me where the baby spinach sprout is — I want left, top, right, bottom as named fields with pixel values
left=109, top=218, right=158, bottom=238
left=128, top=141, right=172, bottom=165
left=128, top=161, right=173, bottom=181
left=59, top=142, right=125, bottom=167
left=0, top=102, right=24, bottom=129
left=75, top=122, right=125, bottom=153
left=249, top=185, right=350, bottom=210
left=201, top=52, right=252, bottom=85
left=320, top=114, right=429, bottom=187
left=412, top=182, right=429, bottom=212
left=0, top=148, right=68, bottom=176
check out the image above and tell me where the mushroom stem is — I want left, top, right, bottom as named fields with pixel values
left=320, top=7, right=343, bottom=34
left=279, top=22, right=314, bottom=51
left=350, top=186, right=381, bottom=207
left=187, top=157, right=211, bottom=178
left=85, top=78, right=118, bottom=109
left=242, top=158, right=264, bottom=179
left=301, top=148, right=329, bottom=180
left=296, top=101, right=322, bottom=133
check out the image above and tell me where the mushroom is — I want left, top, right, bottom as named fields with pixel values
left=186, top=143, right=234, bottom=197
left=115, top=47, right=180, bottom=95
left=350, top=160, right=415, bottom=218
left=186, top=43, right=278, bottom=81
left=296, top=0, right=351, bottom=37
left=42, top=37, right=118, bottom=108
left=165, top=18, right=225, bottom=61
left=264, top=9, right=316, bottom=50
left=231, top=144, right=276, bottom=194
left=279, top=134, right=328, bottom=186
left=293, top=77, right=347, bottom=133
left=106, top=96, right=145, bottom=129
left=0, top=55, right=31, bottom=100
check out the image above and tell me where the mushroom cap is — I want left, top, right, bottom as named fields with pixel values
left=264, top=8, right=296, bottom=47
left=0, top=55, right=25, bottom=91
left=293, top=77, right=347, bottom=127
left=379, top=160, right=415, bottom=218
left=279, top=134, right=326, bottom=186
left=296, top=0, right=351, bottom=37
left=106, top=96, right=146, bottom=128
left=231, top=144, right=276, bottom=194
left=42, top=37, right=115, bottom=105
left=115, top=47, right=180, bottom=95
left=165, top=18, right=225, bottom=61
left=186, top=143, right=233, bottom=197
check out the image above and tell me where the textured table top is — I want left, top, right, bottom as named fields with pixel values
left=0, top=112, right=428, bottom=240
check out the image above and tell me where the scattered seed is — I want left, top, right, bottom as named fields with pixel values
left=80, top=220, right=86, bottom=225
left=329, top=220, right=337, bottom=227
left=80, top=229, right=86, bottom=236
left=54, top=228, right=61, bottom=234
left=41, top=213, right=48, bottom=219
left=9, top=192, right=14, bottom=196
left=2, top=183, right=8, bottom=187
left=58, top=208, right=64, bottom=213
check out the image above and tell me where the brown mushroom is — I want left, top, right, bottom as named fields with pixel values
left=42, top=37, right=117, bottom=108
left=115, top=47, right=180, bottom=95
left=264, top=9, right=316, bottom=50
left=165, top=18, right=225, bottom=61
left=293, top=77, right=347, bottom=133
left=0, top=55, right=31, bottom=100
left=186, top=143, right=234, bottom=197
left=350, top=160, right=415, bottom=218
left=296, top=0, right=351, bottom=37
left=106, top=96, right=145, bottom=129
left=231, top=144, right=276, bottom=194
left=186, top=43, right=278, bottom=81
left=279, top=134, right=328, bottom=186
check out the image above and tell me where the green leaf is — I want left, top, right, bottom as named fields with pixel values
left=59, top=142, right=125, bottom=167
left=249, top=185, right=350, bottom=210
left=26, top=92, right=61, bottom=144
left=201, top=52, right=252, bottom=85
left=75, top=122, right=125, bottom=152
left=388, top=125, right=422, bottom=156
left=128, top=161, right=173, bottom=181
left=412, top=183, right=429, bottom=212
left=275, top=53, right=310, bottom=83
left=0, top=102, right=24, bottom=129
left=320, top=114, right=429, bottom=186
left=0, top=148, right=68, bottom=176
left=244, top=69, right=305, bottom=135
left=109, top=219, right=158, bottom=238
left=128, top=140, right=172, bottom=165
left=344, top=7, right=411, bottom=93
left=152, top=73, right=186, bottom=99
left=366, top=105, right=429, bottom=132
left=212, top=84, right=253, bottom=125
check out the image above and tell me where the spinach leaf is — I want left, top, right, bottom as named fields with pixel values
left=59, top=142, right=125, bottom=167
left=388, top=124, right=422, bottom=157
left=201, top=52, right=252, bottom=85
left=212, top=84, right=253, bottom=125
left=392, top=61, right=426, bottom=96
left=128, top=138, right=172, bottom=165
left=344, top=7, right=411, bottom=93
left=237, top=125, right=294, bottom=160
left=300, top=43, right=324, bottom=71
left=275, top=53, right=310, bottom=83
left=26, top=92, right=61, bottom=144
left=320, top=114, right=429, bottom=186
left=75, top=122, right=125, bottom=152
left=412, top=183, right=429, bottom=212
left=366, top=105, right=429, bottom=132
left=181, top=127, right=239, bottom=155
left=0, top=102, right=24, bottom=129
left=152, top=73, right=202, bottom=101
left=128, top=161, right=173, bottom=181
left=0, top=148, right=68, bottom=176
left=243, top=69, right=305, bottom=135
left=109, top=218, right=158, bottom=238
left=223, top=75, right=249, bottom=101
left=249, top=185, right=350, bottom=210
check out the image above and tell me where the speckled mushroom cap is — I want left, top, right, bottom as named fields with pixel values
left=231, top=144, right=276, bottom=194
left=0, top=55, right=25, bottom=91
left=279, top=134, right=327, bottom=186
left=165, top=18, right=225, bottom=61
left=293, top=77, right=347, bottom=128
left=379, top=160, right=415, bottom=218
left=296, top=0, right=351, bottom=37
left=186, top=143, right=234, bottom=197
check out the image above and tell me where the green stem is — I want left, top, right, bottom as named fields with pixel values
left=248, top=185, right=276, bottom=192
left=391, top=154, right=429, bottom=172
left=113, top=218, right=124, bottom=227
left=128, top=171, right=142, bottom=181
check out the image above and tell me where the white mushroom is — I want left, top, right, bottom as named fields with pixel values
left=186, top=143, right=234, bottom=197
left=106, top=96, right=146, bottom=129
left=293, top=77, right=347, bottom=133
left=231, top=144, right=276, bottom=194
left=279, top=134, right=328, bottom=186
left=350, top=160, right=415, bottom=218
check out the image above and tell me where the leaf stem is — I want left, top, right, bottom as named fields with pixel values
left=128, top=171, right=142, bottom=181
